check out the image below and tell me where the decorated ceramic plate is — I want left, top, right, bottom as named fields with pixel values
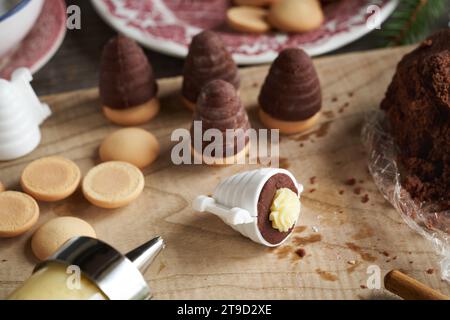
left=0, top=0, right=67, bottom=79
left=91, top=0, right=398, bottom=65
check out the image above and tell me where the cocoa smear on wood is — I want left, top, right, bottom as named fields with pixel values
left=361, top=194, right=369, bottom=203
left=271, top=245, right=307, bottom=262
left=292, top=234, right=322, bottom=246
left=352, top=225, right=374, bottom=240
left=158, top=262, right=166, bottom=274
left=345, top=242, right=377, bottom=262
left=295, top=248, right=306, bottom=258
left=380, top=251, right=390, bottom=257
left=347, top=261, right=362, bottom=273
left=322, top=111, right=335, bottom=119
left=338, top=102, right=350, bottom=114
left=293, top=226, right=307, bottom=234
left=295, top=121, right=332, bottom=142
left=273, top=246, right=292, bottom=259
left=315, top=268, right=338, bottom=282
left=279, top=157, right=290, bottom=169
left=270, top=233, right=322, bottom=262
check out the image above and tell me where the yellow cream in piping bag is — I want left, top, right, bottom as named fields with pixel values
left=8, top=263, right=107, bottom=300
left=269, top=188, right=300, bottom=232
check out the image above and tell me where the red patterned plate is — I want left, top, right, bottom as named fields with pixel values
left=91, top=0, right=398, bottom=64
left=0, top=0, right=67, bottom=79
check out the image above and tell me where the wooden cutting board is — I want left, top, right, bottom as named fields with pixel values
left=0, top=46, right=449, bottom=300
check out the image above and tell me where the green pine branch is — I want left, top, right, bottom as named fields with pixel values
left=379, top=0, right=448, bottom=46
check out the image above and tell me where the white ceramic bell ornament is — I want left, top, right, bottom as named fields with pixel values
left=193, top=168, right=304, bottom=247
left=0, top=68, right=51, bottom=160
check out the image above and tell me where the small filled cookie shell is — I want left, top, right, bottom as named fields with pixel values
left=268, top=0, right=324, bottom=33
left=82, top=161, right=145, bottom=209
left=234, top=0, right=278, bottom=6
left=192, top=142, right=250, bottom=166
left=103, top=98, right=160, bottom=126
left=259, top=110, right=320, bottom=134
left=99, top=128, right=160, bottom=169
left=31, top=217, right=96, bottom=261
left=0, top=191, right=39, bottom=238
left=227, top=6, right=271, bottom=34
left=21, top=156, right=81, bottom=202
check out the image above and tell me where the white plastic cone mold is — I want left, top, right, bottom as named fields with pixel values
left=0, top=68, right=51, bottom=160
left=193, top=168, right=304, bottom=247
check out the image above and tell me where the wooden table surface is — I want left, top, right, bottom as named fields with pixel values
left=31, top=0, right=450, bottom=96
left=1, top=45, right=449, bottom=300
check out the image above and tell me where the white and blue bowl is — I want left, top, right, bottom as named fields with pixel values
left=0, top=0, right=44, bottom=57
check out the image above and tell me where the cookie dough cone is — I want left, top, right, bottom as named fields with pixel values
left=182, top=30, right=240, bottom=111
left=100, top=35, right=159, bottom=126
left=259, top=48, right=322, bottom=134
left=190, top=80, right=250, bottom=165
left=193, top=168, right=303, bottom=246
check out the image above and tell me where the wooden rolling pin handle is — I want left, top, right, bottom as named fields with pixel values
left=385, top=270, right=449, bottom=300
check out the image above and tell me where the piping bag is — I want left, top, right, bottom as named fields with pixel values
left=8, top=236, right=165, bottom=300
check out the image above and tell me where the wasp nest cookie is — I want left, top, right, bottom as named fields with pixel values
left=182, top=31, right=240, bottom=111
left=259, top=47, right=322, bottom=134
left=191, top=80, right=250, bottom=165
left=100, top=35, right=159, bottom=126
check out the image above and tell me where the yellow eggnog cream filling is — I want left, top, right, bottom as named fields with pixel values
left=269, top=188, right=300, bottom=232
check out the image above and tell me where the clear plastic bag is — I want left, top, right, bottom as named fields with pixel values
left=362, top=111, right=450, bottom=281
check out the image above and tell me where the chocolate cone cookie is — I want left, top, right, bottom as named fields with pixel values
left=193, top=168, right=303, bottom=247
left=191, top=80, right=250, bottom=165
left=100, top=35, right=159, bottom=125
left=381, top=30, right=450, bottom=209
left=259, top=48, right=321, bottom=134
left=182, top=30, right=240, bottom=111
